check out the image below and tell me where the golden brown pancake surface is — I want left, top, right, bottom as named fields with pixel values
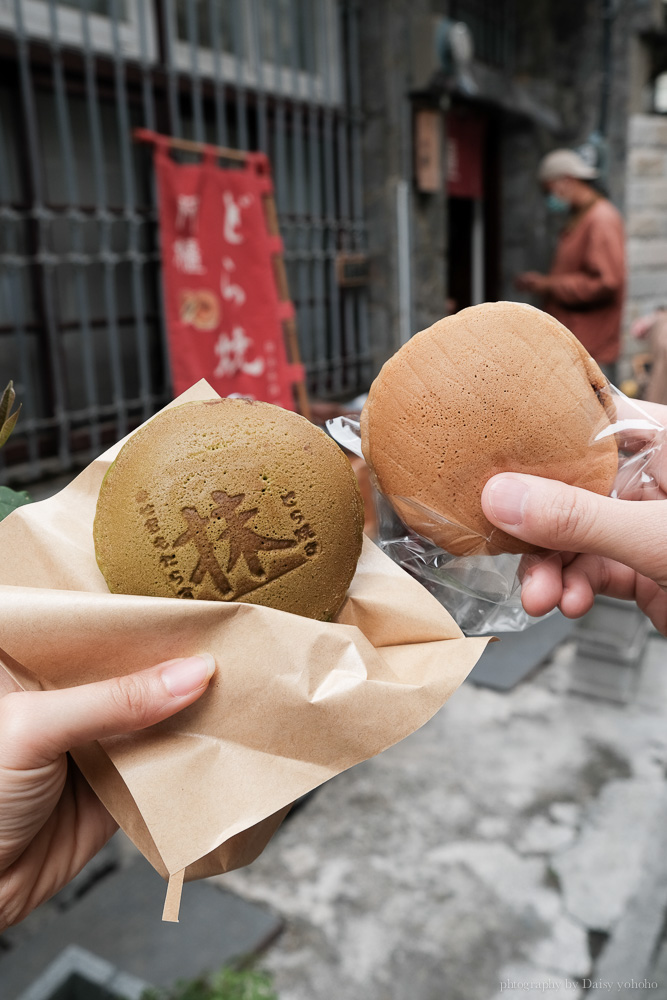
left=361, top=302, right=618, bottom=556
left=94, top=399, right=364, bottom=620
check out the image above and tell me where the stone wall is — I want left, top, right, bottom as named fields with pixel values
left=357, top=0, right=448, bottom=375
left=500, top=0, right=649, bottom=302
left=625, top=114, right=667, bottom=363
left=356, top=2, right=667, bottom=383
left=488, top=4, right=667, bottom=382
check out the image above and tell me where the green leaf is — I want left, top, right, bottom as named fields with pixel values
left=210, top=968, right=278, bottom=1000
left=0, top=381, right=14, bottom=430
left=0, top=485, right=31, bottom=522
left=139, top=966, right=278, bottom=1000
left=0, top=406, right=21, bottom=448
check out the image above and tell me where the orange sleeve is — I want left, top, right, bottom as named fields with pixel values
left=548, top=214, right=625, bottom=307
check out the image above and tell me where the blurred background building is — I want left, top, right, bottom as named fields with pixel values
left=0, top=0, right=666, bottom=484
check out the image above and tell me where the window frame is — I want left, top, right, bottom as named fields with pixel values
left=0, top=0, right=158, bottom=61
left=168, top=0, right=342, bottom=106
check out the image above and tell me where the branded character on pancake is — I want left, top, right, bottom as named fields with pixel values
left=94, top=399, right=364, bottom=621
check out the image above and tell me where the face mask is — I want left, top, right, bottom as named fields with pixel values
left=545, top=193, right=570, bottom=214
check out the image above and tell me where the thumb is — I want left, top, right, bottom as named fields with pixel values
left=481, top=473, right=667, bottom=586
left=0, top=654, right=216, bottom=770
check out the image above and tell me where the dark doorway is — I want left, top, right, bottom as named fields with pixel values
left=447, top=197, right=474, bottom=313
left=446, top=105, right=501, bottom=312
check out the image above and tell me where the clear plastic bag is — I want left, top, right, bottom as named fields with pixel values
left=328, top=384, right=667, bottom=635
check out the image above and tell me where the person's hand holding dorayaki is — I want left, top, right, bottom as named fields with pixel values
left=481, top=397, right=667, bottom=637
left=0, top=654, right=215, bottom=930
left=360, top=302, right=667, bottom=637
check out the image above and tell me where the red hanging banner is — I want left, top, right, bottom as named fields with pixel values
left=153, top=139, right=301, bottom=409
left=446, top=113, right=486, bottom=200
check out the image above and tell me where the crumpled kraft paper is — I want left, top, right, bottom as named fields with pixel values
left=0, top=382, right=490, bottom=920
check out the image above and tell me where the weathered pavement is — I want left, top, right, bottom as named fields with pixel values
left=218, top=633, right=667, bottom=1000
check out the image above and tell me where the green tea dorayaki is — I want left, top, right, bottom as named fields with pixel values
left=94, top=399, right=364, bottom=620
left=360, top=301, right=619, bottom=557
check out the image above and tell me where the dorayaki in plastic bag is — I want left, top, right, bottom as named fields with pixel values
left=329, top=302, right=666, bottom=634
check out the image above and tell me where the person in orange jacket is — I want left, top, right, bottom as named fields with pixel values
left=516, top=148, right=626, bottom=385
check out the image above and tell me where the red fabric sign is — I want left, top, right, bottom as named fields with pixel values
left=155, top=142, right=300, bottom=409
left=446, top=114, right=485, bottom=199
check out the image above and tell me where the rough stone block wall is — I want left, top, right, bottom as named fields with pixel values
left=624, top=114, right=667, bottom=372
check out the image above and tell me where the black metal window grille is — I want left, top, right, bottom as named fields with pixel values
left=0, top=0, right=369, bottom=485
left=449, top=0, right=516, bottom=72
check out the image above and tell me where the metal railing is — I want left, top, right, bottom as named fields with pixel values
left=0, top=0, right=370, bottom=484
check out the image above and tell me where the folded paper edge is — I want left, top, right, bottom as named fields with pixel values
left=163, top=868, right=185, bottom=922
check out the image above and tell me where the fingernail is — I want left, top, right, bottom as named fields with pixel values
left=486, top=477, right=529, bottom=526
left=161, top=653, right=216, bottom=697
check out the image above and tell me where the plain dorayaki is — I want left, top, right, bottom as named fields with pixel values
left=94, top=398, right=364, bottom=620
left=360, top=301, right=618, bottom=557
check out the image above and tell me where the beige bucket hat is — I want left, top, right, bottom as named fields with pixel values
left=538, top=148, right=599, bottom=182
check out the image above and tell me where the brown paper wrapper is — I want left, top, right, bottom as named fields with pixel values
left=0, top=382, right=490, bottom=920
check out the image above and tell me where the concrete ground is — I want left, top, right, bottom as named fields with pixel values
left=8, top=624, right=665, bottom=999
left=217, top=632, right=667, bottom=1000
